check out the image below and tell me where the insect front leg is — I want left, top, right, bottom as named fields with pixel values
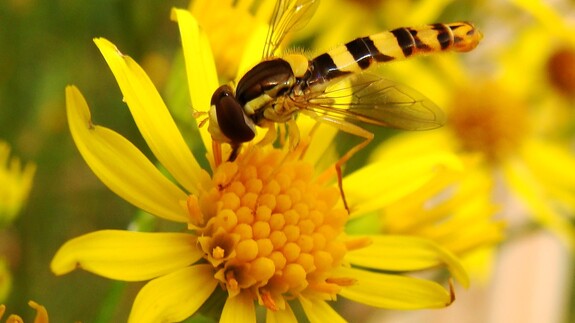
left=256, top=121, right=278, bottom=147
left=212, top=140, right=223, bottom=167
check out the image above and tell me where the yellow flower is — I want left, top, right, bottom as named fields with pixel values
left=506, top=0, right=575, bottom=130
left=52, top=7, right=470, bottom=322
left=369, top=33, right=575, bottom=247
left=189, top=0, right=273, bottom=80
left=367, top=146, right=505, bottom=281
left=0, top=301, right=49, bottom=323
left=0, top=142, right=34, bottom=302
left=300, top=0, right=461, bottom=55
left=0, top=141, right=35, bottom=227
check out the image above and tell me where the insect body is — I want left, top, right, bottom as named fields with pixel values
left=209, top=0, right=481, bottom=163
left=208, top=1, right=482, bottom=209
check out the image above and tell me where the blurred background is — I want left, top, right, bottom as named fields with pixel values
left=0, top=0, right=188, bottom=321
left=1, top=0, right=574, bottom=322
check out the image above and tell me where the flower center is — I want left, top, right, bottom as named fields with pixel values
left=547, top=47, right=575, bottom=97
left=188, top=146, right=349, bottom=310
left=448, top=82, right=528, bottom=162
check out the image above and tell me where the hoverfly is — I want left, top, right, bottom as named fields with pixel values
left=207, top=0, right=482, bottom=209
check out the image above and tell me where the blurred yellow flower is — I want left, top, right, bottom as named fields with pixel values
left=300, top=0, right=460, bottom=54
left=0, top=301, right=49, bottom=323
left=506, top=0, right=575, bottom=131
left=0, top=259, right=11, bottom=303
left=370, top=39, right=575, bottom=248
left=0, top=141, right=35, bottom=227
left=0, top=142, right=34, bottom=302
left=52, top=7, right=471, bottom=322
left=369, top=143, right=505, bottom=280
left=189, top=0, right=274, bottom=80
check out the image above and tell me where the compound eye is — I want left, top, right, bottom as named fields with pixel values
left=211, top=85, right=256, bottom=143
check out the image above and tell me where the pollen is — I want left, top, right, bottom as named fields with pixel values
left=448, top=82, right=528, bottom=162
left=193, top=147, right=349, bottom=310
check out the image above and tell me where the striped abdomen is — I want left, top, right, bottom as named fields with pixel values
left=307, top=22, right=482, bottom=85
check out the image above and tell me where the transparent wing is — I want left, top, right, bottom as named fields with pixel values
left=305, top=73, right=446, bottom=130
left=263, top=0, right=320, bottom=58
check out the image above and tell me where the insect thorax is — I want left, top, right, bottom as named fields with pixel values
left=236, top=59, right=293, bottom=112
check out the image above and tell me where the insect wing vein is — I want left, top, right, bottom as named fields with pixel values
left=306, top=73, right=446, bottom=130
left=263, top=0, right=320, bottom=58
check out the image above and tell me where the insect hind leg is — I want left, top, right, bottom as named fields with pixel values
left=302, top=111, right=374, bottom=213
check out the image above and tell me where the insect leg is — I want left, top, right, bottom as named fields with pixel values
left=193, top=111, right=209, bottom=128
left=228, top=143, right=242, bottom=162
left=333, top=121, right=373, bottom=213
left=257, top=121, right=278, bottom=147
left=212, top=140, right=223, bottom=167
left=273, top=119, right=300, bottom=150
left=300, top=111, right=374, bottom=213
left=287, top=118, right=300, bottom=150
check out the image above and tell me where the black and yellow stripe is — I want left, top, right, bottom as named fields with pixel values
left=308, top=22, right=482, bottom=85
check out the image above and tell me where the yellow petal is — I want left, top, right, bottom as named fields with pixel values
left=378, top=160, right=504, bottom=258
left=337, top=266, right=452, bottom=309
left=426, top=196, right=504, bottom=254
left=66, top=86, right=189, bottom=222
left=51, top=230, right=201, bottom=281
left=522, top=140, right=575, bottom=189
left=298, top=297, right=346, bottom=323
left=370, top=130, right=454, bottom=161
left=236, top=22, right=269, bottom=82
left=460, top=246, right=497, bottom=284
left=344, top=152, right=463, bottom=216
left=0, top=141, right=36, bottom=224
left=266, top=303, right=297, bottom=323
left=403, top=0, right=456, bottom=25
left=220, top=292, right=256, bottom=323
left=510, top=0, right=574, bottom=44
left=346, top=235, right=469, bottom=287
left=502, top=157, right=575, bottom=247
left=254, top=0, right=275, bottom=23
left=28, top=301, right=49, bottom=323
left=301, top=120, right=339, bottom=171
left=128, top=264, right=217, bottom=323
left=171, top=8, right=218, bottom=155
left=94, top=38, right=207, bottom=196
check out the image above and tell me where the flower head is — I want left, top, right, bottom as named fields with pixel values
left=52, top=6, right=470, bottom=322
left=507, top=0, right=575, bottom=132
left=189, top=0, right=273, bottom=80
left=0, top=142, right=35, bottom=303
left=547, top=47, right=575, bottom=98
left=190, top=145, right=350, bottom=310
left=448, top=81, right=528, bottom=163
left=367, top=143, right=505, bottom=280
left=0, top=141, right=35, bottom=227
left=370, top=24, right=575, bottom=247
